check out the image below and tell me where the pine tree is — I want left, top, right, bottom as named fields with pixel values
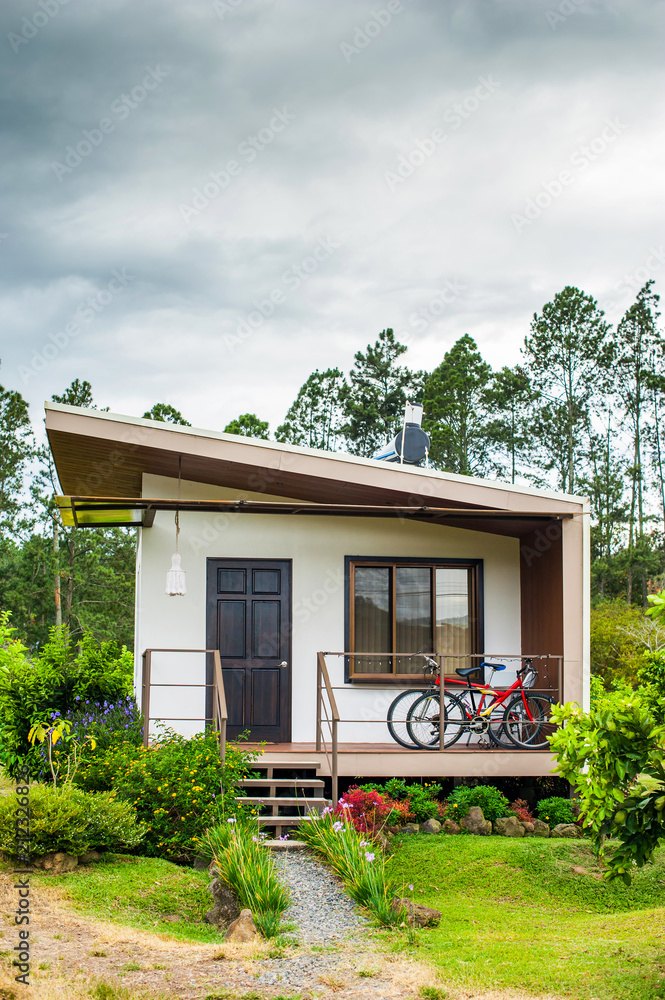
left=344, top=329, right=422, bottom=457
left=276, top=368, right=347, bottom=451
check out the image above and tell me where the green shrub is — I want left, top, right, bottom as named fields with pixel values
left=75, top=728, right=260, bottom=863
left=0, top=783, right=144, bottom=858
left=445, top=784, right=510, bottom=823
left=0, top=612, right=136, bottom=777
left=536, top=796, right=576, bottom=827
left=590, top=599, right=648, bottom=686
left=205, top=815, right=289, bottom=938
left=637, top=650, right=665, bottom=722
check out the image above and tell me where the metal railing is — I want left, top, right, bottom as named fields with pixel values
left=316, top=651, right=341, bottom=802
left=141, top=648, right=228, bottom=767
left=315, top=651, right=563, bottom=791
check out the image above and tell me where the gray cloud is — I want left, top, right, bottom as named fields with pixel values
left=0, top=0, right=663, bottom=434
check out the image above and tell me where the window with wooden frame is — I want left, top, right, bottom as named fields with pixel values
left=346, top=557, right=482, bottom=681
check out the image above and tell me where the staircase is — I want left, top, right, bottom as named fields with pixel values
left=237, top=759, right=330, bottom=837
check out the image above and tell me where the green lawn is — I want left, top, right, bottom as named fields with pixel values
left=386, top=835, right=665, bottom=1000
left=31, top=853, right=224, bottom=943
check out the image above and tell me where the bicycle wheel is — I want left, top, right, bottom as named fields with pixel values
left=387, top=688, right=429, bottom=749
left=502, top=694, right=555, bottom=749
left=406, top=692, right=466, bottom=749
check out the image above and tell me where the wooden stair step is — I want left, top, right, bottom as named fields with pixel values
left=257, top=815, right=307, bottom=827
left=239, top=777, right=325, bottom=788
left=237, top=796, right=329, bottom=808
left=254, top=760, right=321, bottom=771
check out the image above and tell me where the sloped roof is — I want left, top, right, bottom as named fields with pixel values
left=45, top=402, right=586, bottom=535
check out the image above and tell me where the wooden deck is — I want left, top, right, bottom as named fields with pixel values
left=244, top=742, right=557, bottom=778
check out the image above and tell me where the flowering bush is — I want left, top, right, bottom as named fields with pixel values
left=509, top=798, right=535, bottom=823
left=336, top=787, right=392, bottom=835
left=75, top=729, right=260, bottom=864
left=300, top=809, right=402, bottom=926
left=359, top=779, right=443, bottom=823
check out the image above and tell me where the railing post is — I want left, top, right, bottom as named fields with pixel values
left=316, top=653, right=322, bottom=752
left=142, top=649, right=151, bottom=747
left=332, top=718, right=338, bottom=804
left=438, top=657, right=445, bottom=751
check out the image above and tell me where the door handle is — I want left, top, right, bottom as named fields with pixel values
left=279, top=661, right=288, bottom=668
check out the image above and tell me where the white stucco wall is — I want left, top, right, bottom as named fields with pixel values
left=135, top=474, right=522, bottom=742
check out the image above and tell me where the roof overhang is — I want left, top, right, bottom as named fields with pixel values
left=46, top=403, right=587, bottom=538
left=55, top=494, right=576, bottom=531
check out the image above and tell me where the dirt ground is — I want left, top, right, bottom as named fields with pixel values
left=0, top=869, right=563, bottom=1000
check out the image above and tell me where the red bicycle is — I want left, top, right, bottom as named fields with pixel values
left=406, top=657, right=555, bottom=750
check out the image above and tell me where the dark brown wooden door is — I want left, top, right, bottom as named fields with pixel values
left=206, top=559, right=291, bottom=742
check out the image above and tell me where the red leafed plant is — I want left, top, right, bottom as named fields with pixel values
left=510, top=798, right=534, bottom=823
left=335, top=786, right=392, bottom=835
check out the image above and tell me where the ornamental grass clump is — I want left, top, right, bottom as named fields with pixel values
left=205, top=815, right=289, bottom=938
left=299, top=807, right=402, bottom=926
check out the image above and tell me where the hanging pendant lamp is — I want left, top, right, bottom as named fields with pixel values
left=165, top=458, right=187, bottom=596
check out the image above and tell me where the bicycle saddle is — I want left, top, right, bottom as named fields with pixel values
left=455, top=665, right=484, bottom=678
left=455, top=662, right=507, bottom=678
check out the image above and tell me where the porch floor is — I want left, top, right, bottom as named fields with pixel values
left=244, top=742, right=556, bottom=778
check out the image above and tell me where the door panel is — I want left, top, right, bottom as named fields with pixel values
left=207, top=559, right=291, bottom=742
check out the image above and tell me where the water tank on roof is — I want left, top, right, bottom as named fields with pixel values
left=373, top=403, right=430, bottom=466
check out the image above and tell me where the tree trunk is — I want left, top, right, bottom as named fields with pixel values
left=53, top=515, right=62, bottom=627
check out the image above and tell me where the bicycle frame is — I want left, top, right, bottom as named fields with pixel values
left=436, top=663, right=540, bottom=723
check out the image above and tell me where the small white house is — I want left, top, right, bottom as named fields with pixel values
left=46, top=402, right=590, bottom=781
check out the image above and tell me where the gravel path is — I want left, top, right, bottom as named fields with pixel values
left=272, top=848, right=368, bottom=945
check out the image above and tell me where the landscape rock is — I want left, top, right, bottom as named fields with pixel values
left=79, top=850, right=101, bottom=864
left=391, top=898, right=442, bottom=928
left=420, top=818, right=442, bottom=835
left=400, top=823, right=421, bottom=836
left=33, top=852, right=78, bottom=874
left=206, top=877, right=241, bottom=929
left=529, top=819, right=551, bottom=837
left=225, top=908, right=259, bottom=942
left=552, top=823, right=583, bottom=839
left=460, top=806, right=492, bottom=836
left=493, top=816, right=525, bottom=838
left=442, top=818, right=461, bottom=835
left=521, top=821, right=535, bottom=834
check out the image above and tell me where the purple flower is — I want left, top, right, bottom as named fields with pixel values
left=333, top=821, right=343, bottom=832
left=364, top=852, right=375, bottom=862
left=279, top=833, right=289, bottom=841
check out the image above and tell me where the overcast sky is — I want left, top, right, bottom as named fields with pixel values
left=1, top=0, right=664, bottom=436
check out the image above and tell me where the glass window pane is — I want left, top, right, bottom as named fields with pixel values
left=395, top=567, right=432, bottom=673
left=354, top=566, right=391, bottom=674
left=435, top=567, right=472, bottom=673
